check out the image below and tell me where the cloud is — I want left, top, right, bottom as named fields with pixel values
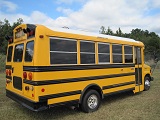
left=61, top=0, right=160, bottom=34
left=1, top=0, right=160, bottom=35
left=0, top=0, right=18, bottom=12
left=56, top=7, right=73, bottom=15
left=56, top=0, right=86, bottom=5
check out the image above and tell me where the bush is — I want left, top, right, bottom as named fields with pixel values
left=0, top=54, right=6, bottom=72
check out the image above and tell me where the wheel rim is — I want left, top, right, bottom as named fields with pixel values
left=87, top=94, right=98, bottom=109
left=145, top=79, right=150, bottom=87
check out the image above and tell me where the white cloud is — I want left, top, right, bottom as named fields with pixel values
left=0, top=0, right=18, bottom=12
left=1, top=0, right=160, bottom=35
left=56, top=7, right=73, bottom=15
left=150, top=0, right=160, bottom=8
left=56, top=0, right=86, bottom=5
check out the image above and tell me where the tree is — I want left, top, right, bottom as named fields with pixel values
left=106, top=27, right=113, bottom=35
left=99, top=26, right=160, bottom=61
left=99, top=26, right=106, bottom=34
left=145, top=36, right=160, bottom=60
left=0, top=18, right=23, bottom=54
left=116, top=28, right=123, bottom=37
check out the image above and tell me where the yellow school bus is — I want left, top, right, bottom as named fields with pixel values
left=6, top=24, right=153, bottom=112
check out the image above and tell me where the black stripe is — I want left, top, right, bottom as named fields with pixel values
left=6, top=75, right=12, bottom=80
left=104, top=88, right=135, bottom=96
left=6, top=65, right=12, bottom=69
left=49, top=99, right=79, bottom=107
left=23, top=64, right=135, bottom=72
left=24, top=72, right=135, bottom=86
left=102, top=81, right=135, bottom=90
left=39, top=90, right=81, bottom=101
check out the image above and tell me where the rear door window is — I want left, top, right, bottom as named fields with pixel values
left=13, top=44, right=24, bottom=62
left=25, top=41, right=34, bottom=62
left=7, top=46, right=13, bottom=62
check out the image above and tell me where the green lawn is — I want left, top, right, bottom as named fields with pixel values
left=0, top=69, right=160, bottom=120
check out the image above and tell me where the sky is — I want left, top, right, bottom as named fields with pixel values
left=0, top=0, right=160, bottom=35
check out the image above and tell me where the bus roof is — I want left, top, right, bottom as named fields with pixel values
left=46, top=26, right=140, bottom=43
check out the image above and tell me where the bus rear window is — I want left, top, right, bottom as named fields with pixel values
left=13, top=44, right=24, bottom=62
left=7, top=46, right=13, bottom=62
left=25, top=41, right=34, bottom=62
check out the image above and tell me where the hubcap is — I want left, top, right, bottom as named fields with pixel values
left=87, top=94, right=98, bottom=109
left=145, top=80, right=150, bottom=86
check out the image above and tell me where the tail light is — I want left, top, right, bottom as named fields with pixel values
left=9, top=70, right=11, bottom=76
left=6, top=70, right=11, bottom=76
left=23, top=72, right=27, bottom=79
left=6, top=70, right=9, bottom=76
left=28, top=72, right=32, bottom=80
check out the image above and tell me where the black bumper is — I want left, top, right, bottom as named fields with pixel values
left=6, top=89, right=48, bottom=111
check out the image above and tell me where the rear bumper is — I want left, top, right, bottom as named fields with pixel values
left=6, top=89, right=48, bottom=111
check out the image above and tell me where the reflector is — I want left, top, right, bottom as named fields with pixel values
left=41, top=88, right=45, bottom=92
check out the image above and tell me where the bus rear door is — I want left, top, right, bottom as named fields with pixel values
left=12, top=43, right=24, bottom=93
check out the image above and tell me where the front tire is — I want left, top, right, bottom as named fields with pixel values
left=144, top=76, right=151, bottom=91
left=81, top=90, right=101, bottom=113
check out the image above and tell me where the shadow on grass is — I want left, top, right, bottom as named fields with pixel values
left=8, top=90, right=142, bottom=119
left=102, top=91, right=141, bottom=104
left=12, top=103, right=81, bottom=119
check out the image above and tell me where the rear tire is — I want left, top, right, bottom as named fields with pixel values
left=81, top=90, right=101, bottom=113
left=144, top=76, right=150, bottom=91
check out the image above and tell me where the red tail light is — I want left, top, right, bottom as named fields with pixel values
left=9, top=70, right=11, bottom=76
left=6, top=70, right=9, bottom=75
left=28, top=72, right=32, bottom=80
left=23, top=72, right=27, bottom=79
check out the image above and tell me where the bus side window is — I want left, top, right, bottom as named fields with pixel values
left=50, top=38, right=77, bottom=65
left=25, top=41, right=34, bottom=62
left=124, top=46, right=133, bottom=63
left=98, top=43, right=110, bottom=64
left=7, top=46, right=13, bottom=62
left=112, top=44, right=122, bottom=63
left=80, top=41, right=95, bottom=64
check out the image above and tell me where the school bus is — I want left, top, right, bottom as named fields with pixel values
left=6, top=24, right=153, bottom=112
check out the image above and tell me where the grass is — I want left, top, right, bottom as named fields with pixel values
left=0, top=68, right=160, bottom=120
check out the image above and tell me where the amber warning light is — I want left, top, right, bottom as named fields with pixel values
left=23, top=28, right=35, bottom=37
left=5, top=36, right=13, bottom=43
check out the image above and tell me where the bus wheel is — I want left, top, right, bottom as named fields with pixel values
left=144, top=76, right=150, bottom=91
left=81, top=90, right=101, bottom=113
